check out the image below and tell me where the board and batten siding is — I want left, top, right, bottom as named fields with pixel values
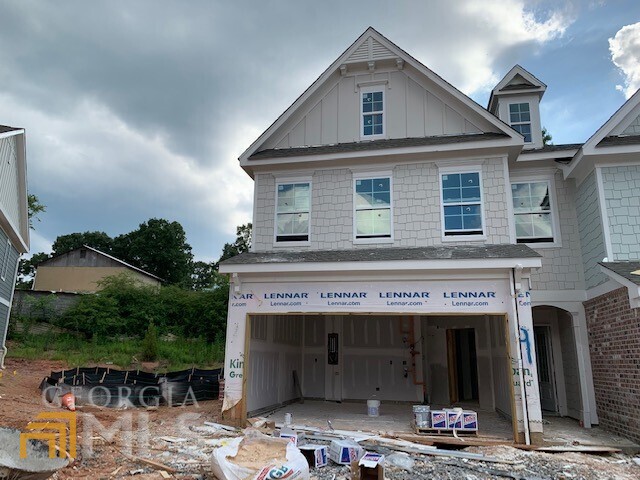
left=529, top=171, right=585, bottom=291
left=576, top=172, right=607, bottom=289
left=262, top=68, right=483, bottom=151
left=0, top=227, right=20, bottom=302
left=601, top=165, right=640, bottom=260
left=0, top=136, right=22, bottom=232
left=252, top=157, right=510, bottom=251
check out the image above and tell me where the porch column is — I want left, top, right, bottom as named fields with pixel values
left=570, top=303, right=599, bottom=427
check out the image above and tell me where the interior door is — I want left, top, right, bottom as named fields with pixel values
left=325, top=316, right=342, bottom=401
left=534, top=326, right=558, bottom=412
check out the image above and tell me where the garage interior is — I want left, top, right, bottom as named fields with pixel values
left=246, top=313, right=518, bottom=438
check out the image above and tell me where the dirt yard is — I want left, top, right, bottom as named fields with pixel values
left=1, top=358, right=640, bottom=479
left=0, top=358, right=222, bottom=479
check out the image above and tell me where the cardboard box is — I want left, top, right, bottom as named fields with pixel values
left=430, top=410, right=448, bottom=429
left=329, top=439, right=365, bottom=465
left=447, top=410, right=478, bottom=431
left=357, top=452, right=384, bottom=480
left=275, top=429, right=304, bottom=446
left=299, top=444, right=328, bottom=468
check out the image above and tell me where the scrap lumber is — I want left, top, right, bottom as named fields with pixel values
left=391, top=432, right=512, bottom=448
left=128, top=455, right=177, bottom=473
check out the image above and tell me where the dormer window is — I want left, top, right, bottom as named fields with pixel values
left=509, top=103, right=532, bottom=142
left=361, top=86, right=385, bottom=139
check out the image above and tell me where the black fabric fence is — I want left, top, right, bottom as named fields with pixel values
left=40, top=367, right=221, bottom=407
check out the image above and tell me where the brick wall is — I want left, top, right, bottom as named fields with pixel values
left=584, top=286, right=640, bottom=442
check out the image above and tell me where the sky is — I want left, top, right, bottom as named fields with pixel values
left=1, top=0, right=640, bottom=262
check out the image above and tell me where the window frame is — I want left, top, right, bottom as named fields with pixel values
left=438, top=165, right=486, bottom=242
left=509, top=173, right=561, bottom=248
left=352, top=171, right=394, bottom=244
left=359, top=85, right=386, bottom=140
left=273, top=177, right=312, bottom=247
left=508, top=102, right=532, bottom=143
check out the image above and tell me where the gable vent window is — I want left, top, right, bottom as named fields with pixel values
left=361, top=87, right=385, bottom=138
left=509, top=103, right=532, bottom=142
left=276, top=182, right=310, bottom=242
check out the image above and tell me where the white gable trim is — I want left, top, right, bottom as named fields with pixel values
left=240, top=27, right=522, bottom=163
left=493, top=65, right=546, bottom=93
left=0, top=131, right=29, bottom=253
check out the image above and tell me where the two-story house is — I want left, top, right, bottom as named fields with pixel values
left=0, top=125, right=29, bottom=369
left=219, top=28, right=640, bottom=444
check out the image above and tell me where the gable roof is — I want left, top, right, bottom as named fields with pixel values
left=240, top=27, right=523, bottom=165
left=488, top=65, right=546, bottom=113
left=39, top=245, right=164, bottom=282
left=564, top=88, right=640, bottom=182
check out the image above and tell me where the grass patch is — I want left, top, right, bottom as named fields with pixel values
left=7, top=333, right=224, bottom=371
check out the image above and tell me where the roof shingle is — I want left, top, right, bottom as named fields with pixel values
left=600, top=261, right=640, bottom=286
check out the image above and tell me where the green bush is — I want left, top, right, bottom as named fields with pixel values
left=141, top=322, right=159, bottom=361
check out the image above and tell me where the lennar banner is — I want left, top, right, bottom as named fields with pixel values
left=223, top=279, right=512, bottom=411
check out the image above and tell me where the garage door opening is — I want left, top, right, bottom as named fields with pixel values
left=245, top=312, right=516, bottom=431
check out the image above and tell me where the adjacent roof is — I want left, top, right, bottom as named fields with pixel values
left=249, top=133, right=509, bottom=159
left=221, top=244, right=540, bottom=266
left=600, top=261, right=640, bottom=286
left=39, top=245, right=164, bottom=282
left=0, top=125, right=22, bottom=134
left=596, top=135, right=640, bottom=147
left=522, top=143, right=583, bottom=153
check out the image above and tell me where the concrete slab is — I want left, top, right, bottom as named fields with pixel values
left=263, top=400, right=640, bottom=452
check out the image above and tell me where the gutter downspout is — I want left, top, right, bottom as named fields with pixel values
left=510, top=267, right=530, bottom=445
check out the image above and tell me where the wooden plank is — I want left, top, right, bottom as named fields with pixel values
left=446, top=329, right=458, bottom=403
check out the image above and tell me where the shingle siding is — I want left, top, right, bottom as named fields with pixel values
left=576, top=172, right=607, bottom=289
left=602, top=165, right=640, bottom=260
left=529, top=172, right=585, bottom=291
left=252, top=157, right=510, bottom=252
left=0, top=228, right=20, bottom=301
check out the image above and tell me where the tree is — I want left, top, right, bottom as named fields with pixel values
left=27, top=194, right=46, bottom=230
left=191, top=260, right=218, bottom=290
left=113, top=218, right=193, bottom=286
left=16, top=252, right=50, bottom=289
left=218, top=223, right=252, bottom=264
left=542, top=127, right=553, bottom=146
left=52, top=231, right=114, bottom=256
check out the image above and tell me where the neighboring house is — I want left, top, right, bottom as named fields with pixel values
left=0, top=125, right=29, bottom=369
left=219, top=28, right=640, bottom=443
left=33, top=245, right=162, bottom=293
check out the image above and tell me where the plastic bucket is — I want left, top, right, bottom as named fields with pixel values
left=367, top=399, right=380, bottom=417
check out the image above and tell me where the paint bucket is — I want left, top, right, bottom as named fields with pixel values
left=367, top=399, right=380, bottom=417
left=284, top=413, right=293, bottom=425
left=413, top=405, right=431, bottom=428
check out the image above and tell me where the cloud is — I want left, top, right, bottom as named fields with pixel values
left=609, top=22, right=640, bottom=98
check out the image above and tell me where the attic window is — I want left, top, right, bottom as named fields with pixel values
left=361, top=86, right=385, bottom=139
left=509, top=103, right=532, bottom=142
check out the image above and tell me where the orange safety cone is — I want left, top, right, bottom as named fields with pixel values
left=61, top=392, right=76, bottom=411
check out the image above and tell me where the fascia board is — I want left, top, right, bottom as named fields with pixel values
left=241, top=137, right=523, bottom=169
left=16, top=133, right=29, bottom=249
left=219, top=257, right=542, bottom=274
left=599, top=265, right=640, bottom=308
left=0, top=129, right=25, bottom=140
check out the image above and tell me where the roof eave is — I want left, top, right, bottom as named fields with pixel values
left=219, top=256, right=542, bottom=274
left=599, top=264, right=640, bottom=308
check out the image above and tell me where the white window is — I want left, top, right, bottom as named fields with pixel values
left=360, top=86, right=385, bottom=139
left=511, top=181, right=555, bottom=243
left=1, top=239, right=10, bottom=281
left=354, top=176, right=392, bottom=239
left=509, top=103, right=532, bottom=142
left=275, top=182, right=310, bottom=243
left=441, top=171, right=484, bottom=237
